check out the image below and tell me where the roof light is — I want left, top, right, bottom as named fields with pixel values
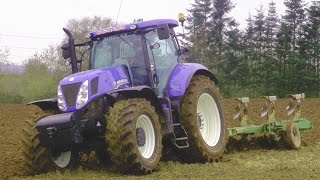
left=178, top=13, right=185, bottom=26
left=129, top=24, right=137, bottom=30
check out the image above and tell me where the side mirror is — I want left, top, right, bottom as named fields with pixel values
left=61, top=43, right=71, bottom=59
left=157, top=24, right=170, bottom=40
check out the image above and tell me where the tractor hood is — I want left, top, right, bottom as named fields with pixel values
left=58, top=66, right=131, bottom=112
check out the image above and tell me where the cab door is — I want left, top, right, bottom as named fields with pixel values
left=145, top=29, right=179, bottom=97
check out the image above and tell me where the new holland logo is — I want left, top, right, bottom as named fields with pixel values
left=115, top=79, right=129, bottom=89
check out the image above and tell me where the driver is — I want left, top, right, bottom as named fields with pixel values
left=130, top=40, right=144, bottom=66
left=129, top=39, right=149, bottom=85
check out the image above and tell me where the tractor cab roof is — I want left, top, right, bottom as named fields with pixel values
left=89, top=19, right=178, bottom=38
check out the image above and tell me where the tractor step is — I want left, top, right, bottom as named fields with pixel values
left=171, top=123, right=189, bottom=149
left=172, top=139, right=189, bottom=148
left=175, top=137, right=188, bottom=141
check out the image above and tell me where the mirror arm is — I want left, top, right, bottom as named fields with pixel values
left=75, top=41, right=92, bottom=47
left=176, top=34, right=185, bottom=37
left=63, top=28, right=78, bottom=73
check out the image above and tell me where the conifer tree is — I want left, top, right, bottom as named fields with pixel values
left=265, top=1, right=278, bottom=59
left=211, top=0, right=235, bottom=61
left=185, top=0, right=213, bottom=65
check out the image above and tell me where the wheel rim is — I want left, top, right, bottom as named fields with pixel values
left=292, top=125, right=301, bottom=146
left=197, top=93, right=221, bottom=146
left=52, top=151, right=72, bottom=168
left=136, top=114, right=155, bottom=159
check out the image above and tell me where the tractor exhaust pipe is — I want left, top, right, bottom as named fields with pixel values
left=63, top=28, right=78, bottom=73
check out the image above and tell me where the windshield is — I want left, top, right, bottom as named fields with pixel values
left=90, top=33, right=143, bottom=69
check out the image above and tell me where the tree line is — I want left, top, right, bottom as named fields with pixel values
left=0, top=17, right=113, bottom=103
left=185, top=0, right=320, bottom=98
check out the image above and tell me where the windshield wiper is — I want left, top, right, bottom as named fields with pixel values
left=119, top=36, right=133, bottom=48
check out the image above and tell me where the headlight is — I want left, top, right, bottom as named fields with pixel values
left=58, top=86, right=67, bottom=111
left=76, top=80, right=89, bottom=109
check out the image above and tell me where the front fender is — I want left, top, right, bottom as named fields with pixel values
left=109, top=86, right=159, bottom=106
left=167, top=63, right=218, bottom=98
left=108, top=86, right=163, bottom=121
left=28, top=98, right=59, bottom=112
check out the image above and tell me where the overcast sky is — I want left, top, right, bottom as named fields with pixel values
left=0, top=0, right=307, bottom=64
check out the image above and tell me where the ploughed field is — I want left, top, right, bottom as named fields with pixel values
left=0, top=98, right=319, bottom=179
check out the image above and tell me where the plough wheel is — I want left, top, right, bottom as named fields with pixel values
left=283, top=122, right=301, bottom=149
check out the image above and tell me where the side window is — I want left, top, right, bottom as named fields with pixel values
left=146, top=31, right=178, bottom=68
left=146, top=30, right=178, bottom=94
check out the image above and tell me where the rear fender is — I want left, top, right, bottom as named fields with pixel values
left=167, top=63, right=218, bottom=98
left=28, top=98, right=59, bottom=113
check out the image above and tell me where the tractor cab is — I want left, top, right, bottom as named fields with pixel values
left=63, top=19, right=183, bottom=98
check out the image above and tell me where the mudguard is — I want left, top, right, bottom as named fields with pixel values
left=167, top=63, right=218, bottom=98
left=109, top=85, right=160, bottom=107
left=28, top=98, right=59, bottom=112
left=108, top=86, right=163, bottom=120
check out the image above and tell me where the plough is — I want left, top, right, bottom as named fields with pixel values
left=228, top=93, right=313, bottom=149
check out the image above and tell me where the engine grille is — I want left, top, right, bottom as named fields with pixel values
left=61, top=83, right=82, bottom=107
left=91, top=77, right=99, bottom=96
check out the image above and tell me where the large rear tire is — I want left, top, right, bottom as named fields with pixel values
left=21, top=110, right=52, bottom=175
left=106, top=98, right=162, bottom=174
left=180, top=75, right=227, bottom=162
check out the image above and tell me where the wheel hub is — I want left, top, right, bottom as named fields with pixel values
left=197, top=113, right=204, bottom=130
left=136, top=114, right=155, bottom=159
left=136, top=127, right=146, bottom=147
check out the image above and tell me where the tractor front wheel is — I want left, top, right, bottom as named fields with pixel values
left=50, top=150, right=79, bottom=170
left=21, top=109, right=52, bottom=175
left=106, top=98, right=162, bottom=174
left=180, top=75, right=227, bottom=163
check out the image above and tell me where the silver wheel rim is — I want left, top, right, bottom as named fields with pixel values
left=197, top=93, right=221, bottom=146
left=292, top=125, right=301, bottom=147
left=52, top=151, right=71, bottom=168
left=136, top=114, right=155, bottom=159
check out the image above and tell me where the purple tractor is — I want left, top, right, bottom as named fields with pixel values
left=22, top=19, right=227, bottom=174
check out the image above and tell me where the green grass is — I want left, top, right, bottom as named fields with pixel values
left=15, top=142, right=320, bottom=180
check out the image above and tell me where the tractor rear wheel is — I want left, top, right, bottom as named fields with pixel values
left=180, top=75, right=227, bottom=162
left=106, top=98, right=162, bottom=174
left=21, top=109, right=52, bottom=175
left=283, top=122, right=301, bottom=149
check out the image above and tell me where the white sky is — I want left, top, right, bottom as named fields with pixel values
left=0, top=0, right=307, bottom=64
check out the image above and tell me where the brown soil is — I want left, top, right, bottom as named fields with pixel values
left=0, top=104, right=40, bottom=179
left=0, top=98, right=319, bottom=179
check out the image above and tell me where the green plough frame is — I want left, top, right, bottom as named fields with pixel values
left=227, top=93, right=313, bottom=149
